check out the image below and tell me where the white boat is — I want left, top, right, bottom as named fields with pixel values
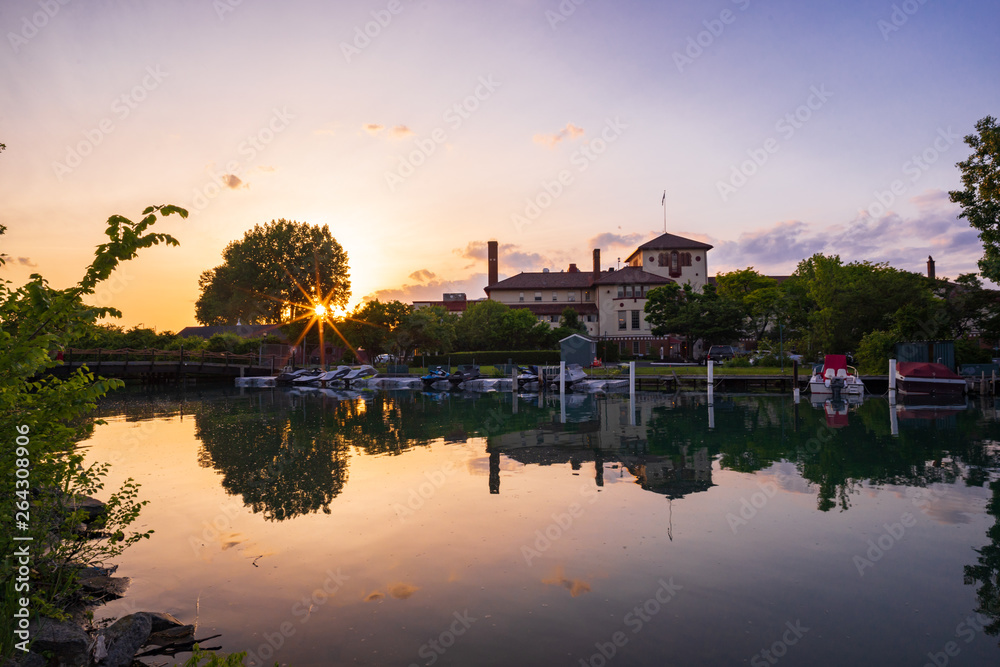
left=548, top=363, right=587, bottom=388
left=808, top=354, right=865, bottom=396
left=341, top=364, right=378, bottom=387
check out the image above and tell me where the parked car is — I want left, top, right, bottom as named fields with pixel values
left=705, top=345, right=736, bottom=364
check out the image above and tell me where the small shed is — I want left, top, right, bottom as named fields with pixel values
left=560, top=333, right=596, bottom=367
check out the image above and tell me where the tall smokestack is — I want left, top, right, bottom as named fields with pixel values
left=488, top=241, right=498, bottom=286
left=927, top=255, right=935, bottom=281
left=593, top=249, right=600, bottom=278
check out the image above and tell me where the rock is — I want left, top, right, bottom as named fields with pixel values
left=146, top=611, right=186, bottom=633
left=79, top=575, right=131, bottom=601
left=3, top=652, right=47, bottom=667
left=145, top=623, right=196, bottom=646
left=28, top=616, right=91, bottom=666
left=69, top=495, right=107, bottom=523
left=101, top=612, right=151, bottom=667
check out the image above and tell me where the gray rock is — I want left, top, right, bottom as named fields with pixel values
left=28, top=617, right=90, bottom=666
left=101, top=612, right=151, bottom=667
left=146, top=611, right=186, bottom=633
left=79, top=575, right=131, bottom=600
left=69, top=495, right=107, bottom=523
left=2, top=652, right=48, bottom=667
left=145, top=623, right=196, bottom=646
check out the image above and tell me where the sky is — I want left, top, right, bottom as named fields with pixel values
left=1, top=0, right=998, bottom=331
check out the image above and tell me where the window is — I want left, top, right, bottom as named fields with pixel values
left=551, top=315, right=559, bottom=322
left=552, top=292, right=558, bottom=301
left=534, top=292, right=542, bottom=301
left=519, top=292, right=524, bottom=302
left=633, top=341, right=641, bottom=354
left=568, top=292, right=576, bottom=302
left=586, top=314, right=595, bottom=322
left=631, top=310, right=640, bottom=329
left=641, top=285, right=649, bottom=297
left=626, top=285, right=633, bottom=297
left=618, top=311, right=627, bottom=330
left=583, top=290, right=592, bottom=302
left=617, top=285, right=625, bottom=298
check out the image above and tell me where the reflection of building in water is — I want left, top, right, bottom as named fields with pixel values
left=488, top=393, right=713, bottom=499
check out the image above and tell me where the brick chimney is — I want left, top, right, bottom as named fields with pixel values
left=593, top=249, right=600, bottom=278
left=568, top=263, right=579, bottom=273
left=488, top=241, right=498, bottom=287
left=927, top=255, right=935, bottom=281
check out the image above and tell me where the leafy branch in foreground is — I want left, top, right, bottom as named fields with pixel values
left=0, top=205, right=185, bottom=657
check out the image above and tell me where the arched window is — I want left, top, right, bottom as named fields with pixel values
left=669, top=251, right=681, bottom=277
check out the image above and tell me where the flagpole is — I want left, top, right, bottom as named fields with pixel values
left=661, top=190, right=666, bottom=233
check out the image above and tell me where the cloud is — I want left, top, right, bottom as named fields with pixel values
left=587, top=232, right=646, bottom=249
left=389, top=125, right=413, bottom=138
left=365, top=273, right=491, bottom=303
left=408, top=269, right=437, bottom=283
left=0, top=255, right=38, bottom=268
left=364, top=123, right=384, bottom=135
left=533, top=122, right=584, bottom=149
left=221, top=174, right=243, bottom=189
left=708, top=191, right=982, bottom=279
left=454, top=241, right=547, bottom=271
left=364, top=124, right=412, bottom=139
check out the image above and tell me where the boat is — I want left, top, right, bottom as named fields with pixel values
left=448, top=364, right=481, bottom=386
left=420, top=366, right=450, bottom=387
left=516, top=365, right=540, bottom=388
left=276, top=368, right=323, bottom=385
left=896, top=361, right=966, bottom=396
left=548, top=363, right=587, bottom=388
left=808, top=355, right=865, bottom=397
left=293, top=365, right=352, bottom=387
left=341, top=364, right=378, bottom=387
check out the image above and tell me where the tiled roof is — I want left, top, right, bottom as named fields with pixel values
left=634, top=232, right=714, bottom=251
left=485, top=272, right=595, bottom=291
left=592, top=266, right=672, bottom=285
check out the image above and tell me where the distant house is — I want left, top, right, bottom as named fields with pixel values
left=481, top=234, right=713, bottom=358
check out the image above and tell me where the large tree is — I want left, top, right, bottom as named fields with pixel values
left=195, top=220, right=350, bottom=325
left=950, top=116, right=1000, bottom=282
left=644, top=283, right=744, bottom=356
left=340, top=299, right=411, bottom=361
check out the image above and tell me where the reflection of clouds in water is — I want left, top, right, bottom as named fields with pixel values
left=758, top=462, right=813, bottom=495
left=885, top=484, right=991, bottom=525
left=542, top=566, right=592, bottom=597
left=364, top=583, right=420, bottom=602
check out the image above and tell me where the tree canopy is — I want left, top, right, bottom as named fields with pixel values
left=644, top=282, right=744, bottom=352
left=950, top=116, right=1000, bottom=282
left=195, top=220, right=350, bottom=325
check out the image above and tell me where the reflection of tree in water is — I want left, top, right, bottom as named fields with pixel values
left=965, top=479, right=1000, bottom=643
left=194, top=400, right=350, bottom=521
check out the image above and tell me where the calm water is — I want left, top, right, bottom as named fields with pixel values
left=82, top=386, right=1000, bottom=666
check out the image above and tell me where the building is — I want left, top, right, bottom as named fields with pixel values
left=483, top=233, right=713, bottom=358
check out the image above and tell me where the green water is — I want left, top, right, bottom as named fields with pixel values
left=85, top=387, right=1000, bottom=666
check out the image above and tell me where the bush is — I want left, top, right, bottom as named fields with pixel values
left=856, top=330, right=897, bottom=374
left=420, top=350, right=563, bottom=367
left=724, top=355, right=751, bottom=368
left=956, top=338, right=992, bottom=365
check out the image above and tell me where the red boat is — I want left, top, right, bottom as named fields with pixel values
left=896, top=361, right=967, bottom=396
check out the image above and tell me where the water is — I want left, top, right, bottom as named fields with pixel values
left=83, top=387, right=1000, bottom=666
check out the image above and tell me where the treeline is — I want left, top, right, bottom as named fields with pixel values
left=644, top=254, right=999, bottom=371
left=67, top=324, right=266, bottom=355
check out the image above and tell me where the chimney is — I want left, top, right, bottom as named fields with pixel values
left=568, top=263, right=579, bottom=273
left=488, top=240, right=498, bottom=287
left=593, top=249, right=600, bottom=278
left=927, top=255, right=935, bottom=281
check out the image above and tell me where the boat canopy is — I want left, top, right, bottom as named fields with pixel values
left=821, top=354, right=848, bottom=374
left=896, top=361, right=962, bottom=380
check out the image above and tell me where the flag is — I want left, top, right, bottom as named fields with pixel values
left=661, top=190, right=666, bottom=206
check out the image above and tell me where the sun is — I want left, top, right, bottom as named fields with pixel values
left=314, top=303, right=327, bottom=317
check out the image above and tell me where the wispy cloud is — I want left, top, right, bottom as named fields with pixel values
left=365, top=273, right=489, bottom=303
left=408, top=269, right=437, bottom=283
left=364, top=123, right=413, bottom=139
left=221, top=174, right=243, bottom=189
left=0, top=255, right=38, bottom=268
left=587, top=232, right=646, bottom=249
left=364, top=123, right=384, bottom=135
left=708, top=190, right=982, bottom=279
left=454, top=241, right=549, bottom=271
left=389, top=125, right=413, bottom=138
left=533, top=122, right=584, bottom=149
